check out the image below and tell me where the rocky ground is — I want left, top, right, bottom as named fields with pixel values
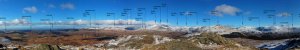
left=0, top=29, right=298, bottom=50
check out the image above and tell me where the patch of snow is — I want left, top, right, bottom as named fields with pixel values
left=197, top=42, right=222, bottom=49
left=108, top=35, right=134, bottom=46
left=107, top=35, right=144, bottom=46
left=0, top=37, right=11, bottom=44
left=153, top=35, right=173, bottom=45
left=147, top=24, right=172, bottom=31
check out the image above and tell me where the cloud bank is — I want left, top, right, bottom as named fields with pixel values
left=11, top=19, right=28, bottom=25
left=0, top=21, right=3, bottom=25
left=276, top=12, right=291, bottom=17
left=0, top=19, right=163, bottom=26
left=68, top=19, right=162, bottom=26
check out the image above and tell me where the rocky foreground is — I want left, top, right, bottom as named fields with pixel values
left=0, top=29, right=260, bottom=50
left=2, top=27, right=300, bottom=50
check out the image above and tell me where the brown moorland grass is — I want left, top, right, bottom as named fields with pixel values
left=23, top=29, right=186, bottom=46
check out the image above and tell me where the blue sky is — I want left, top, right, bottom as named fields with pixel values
left=0, top=0, right=300, bottom=29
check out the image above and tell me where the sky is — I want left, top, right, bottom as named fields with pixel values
left=0, top=0, right=300, bottom=30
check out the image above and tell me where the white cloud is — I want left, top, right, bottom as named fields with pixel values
left=61, top=3, right=75, bottom=10
left=209, top=10, right=223, bottom=16
left=40, top=21, right=51, bottom=24
left=94, top=20, right=116, bottom=25
left=212, top=4, right=241, bottom=16
left=23, top=6, right=38, bottom=13
left=145, top=21, right=156, bottom=25
left=145, top=21, right=167, bottom=26
left=276, top=12, right=291, bottom=17
left=42, top=21, right=65, bottom=25
left=69, top=19, right=88, bottom=25
left=11, top=19, right=28, bottom=25
left=2, top=19, right=167, bottom=28
left=57, top=21, right=63, bottom=24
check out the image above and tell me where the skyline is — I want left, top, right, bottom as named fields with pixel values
left=1, top=0, right=300, bottom=30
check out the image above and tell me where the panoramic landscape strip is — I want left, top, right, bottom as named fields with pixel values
left=1, top=0, right=300, bottom=50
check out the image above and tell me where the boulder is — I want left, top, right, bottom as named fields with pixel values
left=32, top=44, right=61, bottom=50
left=0, top=44, right=3, bottom=48
left=51, top=45, right=61, bottom=50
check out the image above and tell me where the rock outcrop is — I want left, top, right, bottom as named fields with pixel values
left=32, top=44, right=61, bottom=50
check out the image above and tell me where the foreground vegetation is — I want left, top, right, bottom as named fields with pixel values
left=0, top=30, right=258, bottom=50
